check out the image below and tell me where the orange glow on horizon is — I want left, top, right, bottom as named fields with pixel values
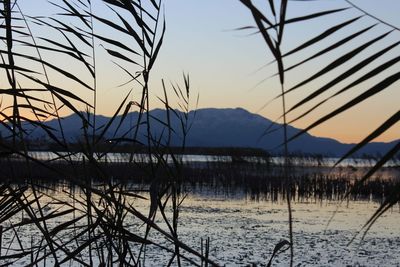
left=309, top=128, right=398, bottom=144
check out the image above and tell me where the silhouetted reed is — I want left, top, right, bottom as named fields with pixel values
left=3, top=158, right=397, bottom=204
left=1, top=0, right=399, bottom=266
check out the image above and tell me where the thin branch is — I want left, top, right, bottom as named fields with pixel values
left=345, top=0, right=400, bottom=31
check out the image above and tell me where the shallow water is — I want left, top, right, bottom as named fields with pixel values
left=24, top=151, right=400, bottom=168
left=171, top=194, right=400, bottom=266
left=1, top=186, right=399, bottom=266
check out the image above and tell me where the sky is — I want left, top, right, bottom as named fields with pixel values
left=6, top=0, right=400, bottom=144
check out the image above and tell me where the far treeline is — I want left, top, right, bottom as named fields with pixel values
left=2, top=137, right=399, bottom=160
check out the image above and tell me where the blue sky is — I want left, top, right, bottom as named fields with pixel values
left=11, top=0, right=400, bottom=143
left=138, top=0, right=400, bottom=143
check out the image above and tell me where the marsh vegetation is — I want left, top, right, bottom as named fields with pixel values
left=0, top=0, right=399, bottom=266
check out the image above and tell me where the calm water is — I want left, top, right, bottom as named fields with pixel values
left=24, top=151, right=400, bottom=167
left=1, top=185, right=400, bottom=266
left=172, top=192, right=400, bottom=266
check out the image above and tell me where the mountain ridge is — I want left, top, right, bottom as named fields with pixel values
left=8, top=107, right=398, bottom=157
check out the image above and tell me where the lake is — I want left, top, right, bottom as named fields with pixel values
left=1, top=184, right=399, bottom=266
left=20, top=151, right=400, bottom=167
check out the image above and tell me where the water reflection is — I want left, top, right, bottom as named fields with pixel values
left=16, top=151, right=400, bottom=167
left=2, top=182, right=400, bottom=266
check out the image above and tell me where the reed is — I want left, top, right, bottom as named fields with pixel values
left=239, top=0, right=399, bottom=265
left=0, top=0, right=399, bottom=266
left=0, top=0, right=217, bottom=265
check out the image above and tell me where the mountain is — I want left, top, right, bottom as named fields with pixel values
left=5, top=108, right=397, bottom=156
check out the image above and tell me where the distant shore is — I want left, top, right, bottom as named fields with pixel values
left=1, top=152, right=399, bottom=202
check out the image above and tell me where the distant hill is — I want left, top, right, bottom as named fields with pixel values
left=5, top=107, right=398, bottom=156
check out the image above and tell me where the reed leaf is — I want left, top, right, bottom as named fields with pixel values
left=335, top=110, right=400, bottom=166
left=285, top=25, right=381, bottom=91
left=267, top=239, right=290, bottom=267
left=283, top=16, right=362, bottom=58
left=288, top=71, right=400, bottom=143
left=287, top=42, right=400, bottom=121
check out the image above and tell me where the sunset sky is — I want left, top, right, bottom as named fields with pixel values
left=12, top=0, right=400, bottom=143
